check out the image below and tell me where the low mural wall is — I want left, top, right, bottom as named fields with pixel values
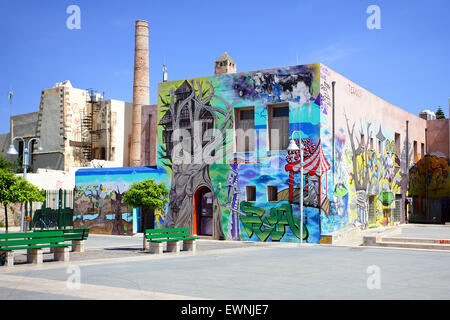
left=74, top=167, right=168, bottom=235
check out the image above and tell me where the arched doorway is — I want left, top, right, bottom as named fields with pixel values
left=193, top=187, right=214, bottom=236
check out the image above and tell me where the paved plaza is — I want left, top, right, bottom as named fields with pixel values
left=0, top=225, right=449, bottom=300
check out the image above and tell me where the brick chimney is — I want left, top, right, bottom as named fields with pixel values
left=130, top=20, right=149, bottom=167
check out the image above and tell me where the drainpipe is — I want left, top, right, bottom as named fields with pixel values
left=404, top=120, right=409, bottom=224
left=332, top=81, right=336, bottom=188
left=106, top=100, right=110, bottom=161
left=424, top=127, right=429, bottom=222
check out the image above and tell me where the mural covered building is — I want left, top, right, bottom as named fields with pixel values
left=75, top=56, right=435, bottom=241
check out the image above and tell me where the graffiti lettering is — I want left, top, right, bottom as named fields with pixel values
left=239, top=201, right=308, bottom=242
left=347, top=84, right=362, bottom=98
left=320, top=81, right=331, bottom=115
left=320, top=65, right=330, bottom=81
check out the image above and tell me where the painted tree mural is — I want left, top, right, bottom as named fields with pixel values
left=74, top=184, right=130, bottom=234
left=159, top=80, right=235, bottom=239
left=344, top=113, right=373, bottom=229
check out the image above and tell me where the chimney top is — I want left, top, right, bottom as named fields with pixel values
left=215, top=52, right=235, bottom=64
left=214, top=52, right=236, bottom=76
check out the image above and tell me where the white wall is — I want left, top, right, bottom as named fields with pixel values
left=22, top=168, right=77, bottom=190
left=108, top=99, right=132, bottom=167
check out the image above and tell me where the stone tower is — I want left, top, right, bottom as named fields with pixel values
left=130, top=20, right=150, bottom=167
left=214, top=52, right=236, bottom=76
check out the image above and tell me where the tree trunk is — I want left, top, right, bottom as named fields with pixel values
left=142, top=209, right=147, bottom=250
left=4, top=204, right=8, bottom=233
left=164, top=163, right=225, bottom=240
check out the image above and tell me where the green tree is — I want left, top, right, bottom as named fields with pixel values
left=0, top=152, right=22, bottom=173
left=123, top=179, right=169, bottom=249
left=0, top=169, right=18, bottom=233
left=0, top=169, right=45, bottom=233
left=0, top=153, right=15, bottom=172
left=436, top=107, right=446, bottom=119
left=10, top=179, right=45, bottom=231
left=10, top=178, right=46, bottom=207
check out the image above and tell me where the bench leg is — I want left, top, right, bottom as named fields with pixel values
left=149, top=242, right=164, bottom=254
left=183, top=240, right=197, bottom=252
left=3, top=252, right=14, bottom=267
left=27, top=249, right=43, bottom=265
left=167, top=241, right=181, bottom=253
left=50, top=243, right=57, bottom=253
left=72, top=240, right=85, bottom=253
left=54, top=247, right=70, bottom=262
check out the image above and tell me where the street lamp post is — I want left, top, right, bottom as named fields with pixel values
left=7, top=137, right=43, bottom=231
left=287, top=131, right=304, bottom=244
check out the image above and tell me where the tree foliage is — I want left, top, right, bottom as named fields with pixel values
left=0, top=154, right=14, bottom=172
left=0, top=169, right=19, bottom=232
left=9, top=177, right=46, bottom=204
left=122, top=179, right=169, bottom=211
left=0, top=152, right=23, bottom=173
left=436, top=107, right=446, bottom=119
left=0, top=168, right=45, bottom=232
left=0, top=169, right=17, bottom=206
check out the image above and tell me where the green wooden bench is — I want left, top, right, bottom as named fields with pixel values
left=145, top=227, right=199, bottom=254
left=61, top=228, right=89, bottom=253
left=0, top=231, right=74, bottom=267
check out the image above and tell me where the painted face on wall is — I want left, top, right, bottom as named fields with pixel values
left=385, top=140, right=395, bottom=168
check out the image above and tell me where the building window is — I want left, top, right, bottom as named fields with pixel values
left=394, top=132, right=401, bottom=165
left=246, top=186, right=256, bottom=202
left=421, top=143, right=425, bottom=159
left=100, top=147, right=106, bottom=160
left=370, top=137, right=374, bottom=150
left=202, top=120, right=214, bottom=145
left=267, top=186, right=278, bottom=202
left=29, top=142, right=34, bottom=166
left=378, top=140, right=382, bottom=154
left=268, top=104, right=289, bottom=151
left=413, top=140, right=418, bottom=162
left=235, top=108, right=255, bottom=152
left=18, top=141, right=24, bottom=163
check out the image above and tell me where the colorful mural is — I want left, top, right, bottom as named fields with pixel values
left=74, top=167, right=168, bottom=235
left=74, top=62, right=420, bottom=242
left=320, top=113, right=406, bottom=234
left=155, top=64, right=322, bottom=242
left=409, top=155, right=450, bottom=223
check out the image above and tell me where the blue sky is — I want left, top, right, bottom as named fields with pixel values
left=1, top=0, right=449, bottom=134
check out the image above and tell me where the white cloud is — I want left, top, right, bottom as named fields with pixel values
left=307, top=43, right=367, bottom=64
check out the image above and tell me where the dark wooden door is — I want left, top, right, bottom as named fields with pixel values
left=140, top=208, right=155, bottom=233
left=199, top=190, right=213, bottom=236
